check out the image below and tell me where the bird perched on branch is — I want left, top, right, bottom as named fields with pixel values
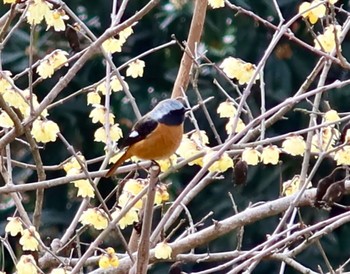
left=105, top=98, right=187, bottom=177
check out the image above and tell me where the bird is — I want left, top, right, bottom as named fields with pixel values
left=105, top=98, right=187, bottom=177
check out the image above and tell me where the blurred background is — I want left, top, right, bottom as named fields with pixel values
left=1, top=0, right=350, bottom=273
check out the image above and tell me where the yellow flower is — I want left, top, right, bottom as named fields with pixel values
left=190, top=130, right=209, bottom=145
left=314, top=25, right=342, bottom=53
left=26, top=0, right=52, bottom=25
left=2, top=89, right=25, bottom=110
left=99, top=247, right=119, bottom=269
left=311, top=126, right=339, bottom=153
left=21, top=89, right=48, bottom=118
left=5, top=217, right=23, bottom=236
left=46, top=9, right=69, bottom=31
left=208, top=0, right=225, bottom=8
left=37, top=50, right=69, bottom=79
left=334, top=146, right=350, bottom=165
left=261, top=145, right=280, bottom=165
left=79, top=208, right=108, bottom=230
left=124, top=179, right=144, bottom=196
left=73, top=179, right=95, bottom=198
left=94, top=124, right=123, bottom=143
left=324, top=109, right=340, bottom=123
left=119, top=26, right=134, bottom=43
left=3, top=0, right=16, bottom=3
left=118, top=192, right=143, bottom=210
left=89, top=105, right=115, bottom=124
left=282, top=175, right=311, bottom=196
left=299, top=1, right=326, bottom=24
left=0, top=71, right=13, bottom=93
left=126, top=59, right=145, bottom=78
left=220, top=57, right=258, bottom=85
left=37, top=59, right=55, bottom=79
left=51, top=268, right=71, bottom=274
left=19, top=226, right=40, bottom=251
left=242, top=148, right=261, bottom=166
left=154, top=190, right=163, bottom=205
left=102, top=38, right=123, bottom=54
left=87, top=92, right=101, bottom=105
left=154, top=242, right=172, bottom=259
left=176, top=135, right=204, bottom=166
left=63, top=155, right=86, bottom=173
left=50, top=50, right=69, bottom=69
left=0, top=110, right=14, bottom=128
left=96, top=76, right=128, bottom=95
left=112, top=208, right=139, bottom=229
left=156, top=154, right=178, bottom=172
left=282, top=135, right=306, bottom=156
left=110, top=76, right=128, bottom=93
left=225, top=117, right=246, bottom=135
left=158, top=184, right=170, bottom=202
left=31, top=119, right=60, bottom=143
left=203, top=150, right=234, bottom=172
left=16, top=255, right=38, bottom=274
left=217, top=101, right=236, bottom=118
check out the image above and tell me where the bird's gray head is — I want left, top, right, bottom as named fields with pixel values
left=151, top=99, right=186, bottom=126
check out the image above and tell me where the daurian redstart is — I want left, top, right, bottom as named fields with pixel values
left=105, top=99, right=187, bottom=177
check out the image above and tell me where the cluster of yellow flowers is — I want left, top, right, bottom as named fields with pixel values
left=13, top=253, right=71, bottom=274
left=177, top=130, right=234, bottom=173
left=112, top=179, right=169, bottom=229
left=298, top=1, right=341, bottom=53
left=98, top=247, right=119, bottom=269
left=36, top=50, right=69, bottom=79
left=102, top=26, right=134, bottom=54
left=217, top=101, right=246, bottom=135
left=299, top=0, right=338, bottom=24
left=63, top=155, right=95, bottom=198
left=0, top=71, right=60, bottom=143
left=242, top=145, right=281, bottom=166
left=5, top=218, right=40, bottom=251
left=87, top=82, right=123, bottom=143
left=4, top=0, right=69, bottom=31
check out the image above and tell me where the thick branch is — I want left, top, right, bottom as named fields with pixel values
left=171, top=0, right=207, bottom=98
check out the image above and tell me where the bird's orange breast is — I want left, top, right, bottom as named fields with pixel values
left=127, top=123, right=183, bottom=160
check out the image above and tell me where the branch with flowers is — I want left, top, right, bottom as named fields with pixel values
left=1, top=0, right=350, bottom=274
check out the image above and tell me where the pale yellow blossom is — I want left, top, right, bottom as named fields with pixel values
left=5, top=217, right=23, bottom=236
left=154, top=242, right=172, bottom=259
left=242, top=148, right=261, bottom=166
left=16, top=255, right=38, bottom=274
left=282, top=135, right=306, bottom=156
left=126, top=60, right=145, bottom=78
left=31, top=119, right=60, bottom=143
left=94, top=124, right=123, bottom=143
left=208, top=0, right=225, bottom=8
left=19, top=226, right=40, bottom=251
left=79, top=208, right=108, bottom=230
left=217, top=101, right=236, bottom=118
left=46, top=9, right=69, bottom=31
left=261, top=145, right=280, bottom=165
left=314, top=25, right=342, bottom=53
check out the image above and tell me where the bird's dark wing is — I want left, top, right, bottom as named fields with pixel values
left=121, top=116, right=158, bottom=148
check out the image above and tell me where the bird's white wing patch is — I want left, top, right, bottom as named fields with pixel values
left=129, top=130, right=139, bottom=138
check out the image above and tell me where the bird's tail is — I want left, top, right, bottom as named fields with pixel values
left=105, top=150, right=131, bottom=177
